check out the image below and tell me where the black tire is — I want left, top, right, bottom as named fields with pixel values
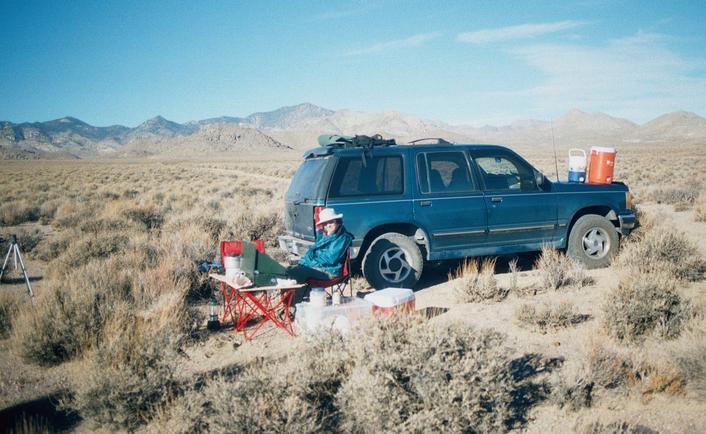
left=362, top=233, right=423, bottom=290
left=567, top=214, right=619, bottom=269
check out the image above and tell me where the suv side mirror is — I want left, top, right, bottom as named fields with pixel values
left=534, top=170, right=544, bottom=188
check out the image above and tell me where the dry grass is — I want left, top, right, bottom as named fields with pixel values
left=69, top=308, right=183, bottom=431
left=450, top=258, right=508, bottom=303
left=535, top=247, right=593, bottom=291
left=515, top=301, right=588, bottom=333
left=0, top=290, right=23, bottom=338
left=694, top=195, right=706, bottom=222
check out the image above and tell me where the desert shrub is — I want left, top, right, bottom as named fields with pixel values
left=38, top=198, right=62, bottom=223
left=585, top=342, right=635, bottom=389
left=48, top=232, right=130, bottom=278
left=617, top=223, right=705, bottom=281
left=551, top=376, right=593, bottom=411
left=122, top=204, right=164, bottom=230
left=70, top=310, right=183, bottom=432
left=0, top=291, right=23, bottom=338
left=577, top=420, right=654, bottom=434
left=52, top=201, right=97, bottom=229
left=694, top=195, right=706, bottom=222
left=33, top=232, right=72, bottom=262
left=451, top=258, right=507, bottom=303
left=670, top=317, right=706, bottom=399
left=10, top=256, right=137, bottom=365
left=337, top=317, right=515, bottom=433
left=603, top=273, right=692, bottom=343
left=152, top=333, right=350, bottom=434
left=535, top=247, right=592, bottom=291
left=648, top=185, right=700, bottom=205
left=225, top=211, right=284, bottom=248
left=0, top=200, right=40, bottom=225
left=515, top=301, right=587, bottom=333
left=0, top=228, right=43, bottom=256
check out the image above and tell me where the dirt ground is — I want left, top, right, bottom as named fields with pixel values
left=1, top=203, right=705, bottom=433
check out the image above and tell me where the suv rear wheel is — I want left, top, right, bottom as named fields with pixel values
left=362, top=233, right=423, bottom=290
left=567, top=214, right=619, bottom=269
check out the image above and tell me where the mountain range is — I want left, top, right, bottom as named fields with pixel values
left=2, top=103, right=705, bottom=159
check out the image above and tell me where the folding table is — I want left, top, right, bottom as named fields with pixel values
left=209, top=273, right=304, bottom=341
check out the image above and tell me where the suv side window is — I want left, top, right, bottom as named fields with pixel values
left=329, top=155, right=403, bottom=198
left=417, top=151, right=476, bottom=194
left=474, top=152, right=538, bottom=192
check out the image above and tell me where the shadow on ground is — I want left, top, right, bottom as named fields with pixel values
left=0, top=392, right=81, bottom=434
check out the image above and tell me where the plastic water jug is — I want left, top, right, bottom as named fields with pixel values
left=568, top=149, right=586, bottom=183
left=587, top=146, right=616, bottom=184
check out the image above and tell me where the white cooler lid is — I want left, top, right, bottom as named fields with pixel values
left=590, top=146, right=616, bottom=153
left=364, top=287, right=415, bottom=308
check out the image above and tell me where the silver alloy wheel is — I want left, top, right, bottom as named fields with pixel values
left=582, top=227, right=610, bottom=259
left=378, top=246, right=413, bottom=283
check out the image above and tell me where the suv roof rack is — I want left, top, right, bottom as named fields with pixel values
left=318, top=134, right=396, bottom=149
left=408, top=137, right=453, bottom=145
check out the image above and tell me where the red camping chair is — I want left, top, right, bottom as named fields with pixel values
left=306, top=249, right=352, bottom=297
left=218, top=240, right=266, bottom=322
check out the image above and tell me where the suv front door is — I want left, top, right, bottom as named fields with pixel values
left=413, top=150, right=487, bottom=259
left=471, top=150, right=558, bottom=250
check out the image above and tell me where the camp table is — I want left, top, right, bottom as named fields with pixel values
left=209, top=273, right=303, bottom=341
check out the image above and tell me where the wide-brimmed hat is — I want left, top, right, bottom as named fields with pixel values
left=317, top=207, right=343, bottom=225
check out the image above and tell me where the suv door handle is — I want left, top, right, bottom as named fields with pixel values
left=490, top=197, right=503, bottom=203
left=420, top=200, right=432, bottom=207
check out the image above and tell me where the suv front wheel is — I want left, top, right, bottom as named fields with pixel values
left=362, top=233, right=423, bottom=290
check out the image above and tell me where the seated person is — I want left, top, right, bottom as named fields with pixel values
left=286, top=207, right=352, bottom=284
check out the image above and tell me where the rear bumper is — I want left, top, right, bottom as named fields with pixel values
left=278, top=235, right=313, bottom=257
left=278, top=234, right=363, bottom=260
left=618, top=212, right=637, bottom=236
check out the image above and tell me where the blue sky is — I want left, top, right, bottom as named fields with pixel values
left=1, top=0, right=705, bottom=127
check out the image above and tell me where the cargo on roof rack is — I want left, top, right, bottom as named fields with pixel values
left=318, top=134, right=396, bottom=149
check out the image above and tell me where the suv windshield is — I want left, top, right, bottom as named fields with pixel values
left=286, top=157, right=329, bottom=201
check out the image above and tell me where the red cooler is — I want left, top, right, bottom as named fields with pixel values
left=587, top=146, right=616, bottom=184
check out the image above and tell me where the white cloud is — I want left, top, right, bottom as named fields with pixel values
left=504, top=31, right=706, bottom=122
left=458, top=20, right=585, bottom=44
left=345, top=32, right=441, bottom=56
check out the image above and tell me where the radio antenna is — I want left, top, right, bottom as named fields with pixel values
left=550, top=120, right=559, bottom=181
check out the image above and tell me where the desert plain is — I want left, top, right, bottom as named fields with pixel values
left=0, top=136, right=705, bottom=433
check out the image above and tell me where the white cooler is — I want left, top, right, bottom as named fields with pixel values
left=294, top=297, right=373, bottom=335
left=364, top=288, right=415, bottom=315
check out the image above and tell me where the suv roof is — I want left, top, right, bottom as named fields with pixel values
left=304, top=134, right=510, bottom=159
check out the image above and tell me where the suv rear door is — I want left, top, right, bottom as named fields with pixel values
left=470, top=149, right=558, bottom=249
left=325, top=150, right=411, bottom=252
left=412, top=149, right=488, bottom=259
left=284, top=156, right=332, bottom=243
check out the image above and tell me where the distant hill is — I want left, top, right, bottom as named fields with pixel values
left=1, top=103, right=705, bottom=159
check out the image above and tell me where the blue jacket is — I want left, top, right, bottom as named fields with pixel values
left=298, top=225, right=353, bottom=276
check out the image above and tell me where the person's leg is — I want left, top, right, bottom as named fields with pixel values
left=286, top=265, right=335, bottom=305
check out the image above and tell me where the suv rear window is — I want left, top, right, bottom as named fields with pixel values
left=286, top=157, right=329, bottom=201
left=329, top=155, right=403, bottom=198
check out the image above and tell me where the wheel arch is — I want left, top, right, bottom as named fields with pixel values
left=566, top=205, right=618, bottom=240
left=358, top=223, right=427, bottom=266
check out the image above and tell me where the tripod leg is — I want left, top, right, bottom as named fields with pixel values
left=0, top=243, right=13, bottom=282
left=14, top=245, right=33, bottom=297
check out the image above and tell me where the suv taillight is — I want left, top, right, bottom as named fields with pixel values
left=314, top=206, right=324, bottom=225
left=626, top=191, right=632, bottom=209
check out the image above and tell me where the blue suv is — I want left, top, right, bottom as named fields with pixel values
left=279, top=135, right=636, bottom=289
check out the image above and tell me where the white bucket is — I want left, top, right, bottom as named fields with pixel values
left=309, top=287, right=327, bottom=307
left=224, top=256, right=241, bottom=281
left=568, top=148, right=586, bottom=172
